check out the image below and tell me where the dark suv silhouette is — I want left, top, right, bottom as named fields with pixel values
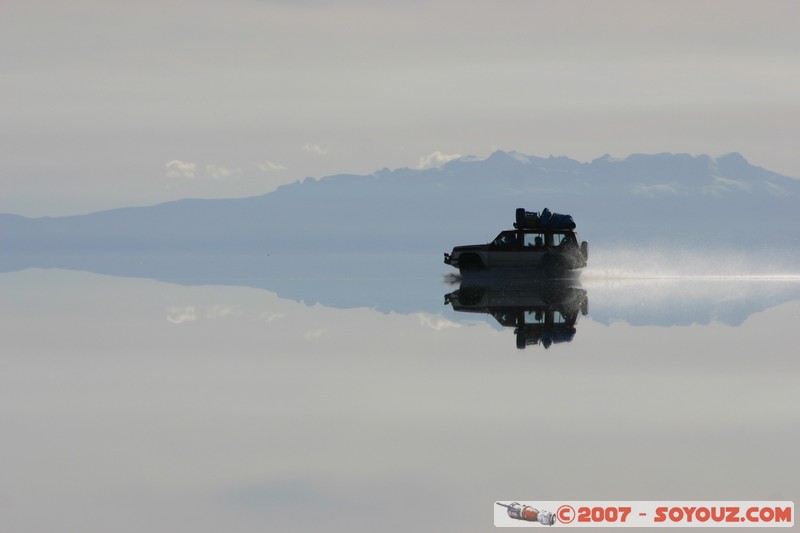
left=444, top=208, right=588, bottom=276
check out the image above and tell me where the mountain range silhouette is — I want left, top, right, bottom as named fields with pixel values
left=2, top=150, right=798, bottom=254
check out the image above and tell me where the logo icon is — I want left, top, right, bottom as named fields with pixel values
left=557, top=504, right=576, bottom=524
left=496, top=502, right=556, bottom=526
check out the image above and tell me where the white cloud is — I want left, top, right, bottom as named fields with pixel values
left=417, top=151, right=461, bottom=169
left=303, top=143, right=329, bottom=155
left=255, top=161, right=287, bottom=172
left=165, top=161, right=242, bottom=180
left=165, top=160, right=197, bottom=179
left=205, top=164, right=238, bottom=180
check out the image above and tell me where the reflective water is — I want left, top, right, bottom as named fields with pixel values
left=1, top=254, right=799, bottom=532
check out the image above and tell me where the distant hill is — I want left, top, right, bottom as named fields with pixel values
left=3, top=151, right=799, bottom=326
left=2, top=151, right=798, bottom=255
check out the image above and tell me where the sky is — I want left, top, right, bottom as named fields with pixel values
left=2, top=0, right=800, bottom=216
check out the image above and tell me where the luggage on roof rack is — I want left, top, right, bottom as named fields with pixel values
left=514, top=208, right=539, bottom=229
left=514, top=207, right=576, bottom=230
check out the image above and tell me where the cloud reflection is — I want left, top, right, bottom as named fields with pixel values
left=166, top=305, right=197, bottom=324
left=416, top=313, right=462, bottom=331
left=2, top=268, right=799, bottom=532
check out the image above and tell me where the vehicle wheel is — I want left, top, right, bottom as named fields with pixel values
left=458, top=254, right=483, bottom=274
left=516, top=332, right=527, bottom=349
left=457, top=287, right=483, bottom=306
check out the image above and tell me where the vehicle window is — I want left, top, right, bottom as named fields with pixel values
left=523, top=233, right=545, bottom=247
left=492, top=311, right=517, bottom=325
left=523, top=310, right=546, bottom=324
left=551, top=233, right=566, bottom=246
left=492, top=232, right=516, bottom=247
left=553, top=311, right=567, bottom=324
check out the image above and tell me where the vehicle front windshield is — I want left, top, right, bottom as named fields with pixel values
left=554, top=232, right=578, bottom=247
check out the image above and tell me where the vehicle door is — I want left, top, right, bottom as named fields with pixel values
left=517, top=231, right=546, bottom=266
left=487, top=231, right=521, bottom=266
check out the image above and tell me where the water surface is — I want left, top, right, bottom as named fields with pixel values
left=1, top=256, right=798, bottom=532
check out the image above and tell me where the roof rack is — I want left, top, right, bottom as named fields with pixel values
left=514, top=208, right=576, bottom=230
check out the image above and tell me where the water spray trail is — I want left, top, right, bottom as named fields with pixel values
left=581, top=247, right=800, bottom=284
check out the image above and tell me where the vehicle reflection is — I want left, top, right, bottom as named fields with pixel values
left=444, top=279, right=588, bottom=349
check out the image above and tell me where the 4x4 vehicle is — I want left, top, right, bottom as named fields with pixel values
left=443, top=208, right=588, bottom=276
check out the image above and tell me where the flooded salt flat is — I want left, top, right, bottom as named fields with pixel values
left=1, top=257, right=799, bottom=532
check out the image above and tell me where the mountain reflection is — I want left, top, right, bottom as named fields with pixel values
left=3, top=251, right=799, bottom=327
left=445, top=278, right=588, bottom=349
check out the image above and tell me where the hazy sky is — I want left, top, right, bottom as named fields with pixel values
left=3, top=0, right=799, bottom=216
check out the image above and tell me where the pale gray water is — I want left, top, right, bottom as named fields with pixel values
left=1, top=260, right=798, bottom=532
